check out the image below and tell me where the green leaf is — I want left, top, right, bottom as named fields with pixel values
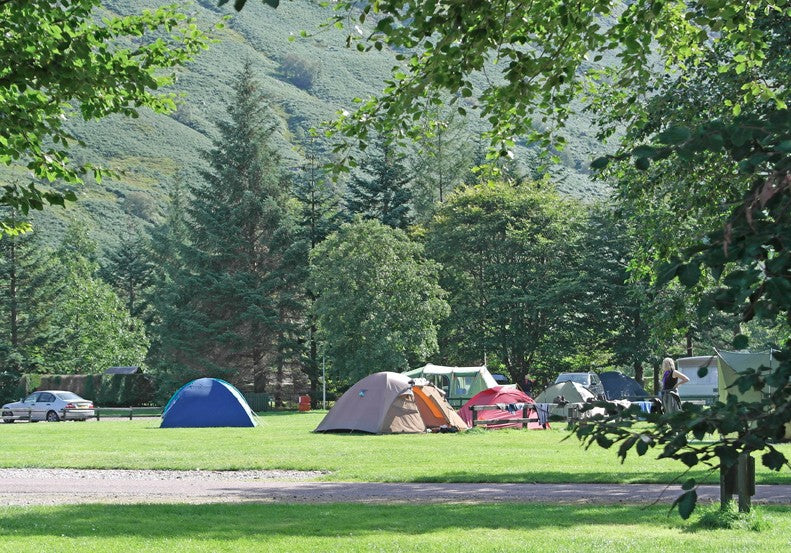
left=632, top=145, right=658, bottom=158
left=656, top=261, right=681, bottom=287
left=681, top=478, right=696, bottom=491
left=678, top=263, right=701, bottom=287
left=634, top=157, right=650, bottom=170
left=590, top=156, right=610, bottom=170
left=656, top=126, right=691, bottom=145
left=675, top=490, right=698, bottom=519
left=733, top=334, right=749, bottom=349
left=636, top=439, right=649, bottom=456
left=680, top=452, right=698, bottom=467
left=762, top=449, right=787, bottom=471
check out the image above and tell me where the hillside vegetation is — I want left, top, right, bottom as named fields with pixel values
left=5, top=0, right=609, bottom=250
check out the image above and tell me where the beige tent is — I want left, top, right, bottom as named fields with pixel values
left=716, top=349, right=790, bottom=440
left=534, top=381, right=596, bottom=418
left=716, top=349, right=775, bottom=403
left=315, top=372, right=468, bottom=434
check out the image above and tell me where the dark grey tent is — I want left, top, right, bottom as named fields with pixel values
left=600, top=371, right=649, bottom=400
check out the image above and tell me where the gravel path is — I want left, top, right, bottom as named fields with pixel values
left=1, top=469, right=790, bottom=506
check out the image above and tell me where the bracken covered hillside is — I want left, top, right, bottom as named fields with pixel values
left=6, top=0, right=612, bottom=250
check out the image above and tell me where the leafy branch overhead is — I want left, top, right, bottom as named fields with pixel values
left=0, top=0, right=213, bottom=217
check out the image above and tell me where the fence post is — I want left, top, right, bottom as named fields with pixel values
left=472, top=406, right=477, bottom=427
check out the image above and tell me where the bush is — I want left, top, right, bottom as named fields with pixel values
left=0, top=372, right=23, bottom=404
left=693, top=502, right=769, bottom=532
left=279, top=54, right=321, bottom=90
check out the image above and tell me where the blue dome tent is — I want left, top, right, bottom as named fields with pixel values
left=160, top=378, right=257, bottom=428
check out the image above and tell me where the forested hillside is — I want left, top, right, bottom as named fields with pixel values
left=6, top=0, right=608, bottom=251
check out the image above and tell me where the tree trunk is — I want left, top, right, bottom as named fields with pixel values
left=653, top=361, right=660, bottom=396
left=634, top=361, right=644, bottom=387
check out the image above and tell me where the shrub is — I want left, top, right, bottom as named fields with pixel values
left=693, top=502, right=769, bottom=532
left=279, top=54, right=321, bottom=90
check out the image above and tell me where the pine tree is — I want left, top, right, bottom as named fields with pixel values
left=159, top=63, right=300, bottom=400
left=410, top=108, right=474, bottom=223
left=345, top=137, right=413, bottom=229
left=100, top=223, right=154, bottom=322
left=0, top=216, right=65, bottom=373
left=292, top=136, right=342, bottom=404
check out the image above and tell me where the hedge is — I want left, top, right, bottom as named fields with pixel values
left=7, top=374, right=156, bottom=407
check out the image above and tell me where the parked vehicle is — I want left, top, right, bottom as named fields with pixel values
left=554, top=372, right=605, bottom=398
left=2, top=391, right=95, bottom=423
left=675, top=356, right=719, bottom=404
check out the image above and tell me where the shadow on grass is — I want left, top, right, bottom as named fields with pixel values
left=0, top=503, right=667, bottom=540
left=373, top=470, right=723, bottom=485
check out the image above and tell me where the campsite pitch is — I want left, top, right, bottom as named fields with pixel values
left=0, top=412, right=789, bottom=486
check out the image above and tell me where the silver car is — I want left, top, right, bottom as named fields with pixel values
left=554, top=372, right=606, bottom=398
left=2, top=390, right=95, bottom=423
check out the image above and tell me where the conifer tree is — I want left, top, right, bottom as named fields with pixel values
left=345, top=137, right=413, bottom=229
left=159, top=63, right=299, bottom=399
left=292, top=136, right=342, bottom=403
left=0, top=216, right=65, bottom=373
left=100, top=224, right=154, bottom=322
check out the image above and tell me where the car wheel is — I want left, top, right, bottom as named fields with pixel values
left=46, top=410, right=60, bottom=422
left=2, top=418, right=13, bottom=424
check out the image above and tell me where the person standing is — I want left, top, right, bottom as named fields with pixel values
left=660, top=357, right=689, bottom=414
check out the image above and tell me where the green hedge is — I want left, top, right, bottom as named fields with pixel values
left=31, top=374, right=155, bottom=407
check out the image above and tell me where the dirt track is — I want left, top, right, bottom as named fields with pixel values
left=1, top=469, right=790, bottom=506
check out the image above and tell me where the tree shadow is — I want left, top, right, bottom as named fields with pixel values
left=0, top=503, right=669, bottom=540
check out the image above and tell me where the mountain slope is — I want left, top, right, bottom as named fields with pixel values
left=6, top=0, right=612, bottom=250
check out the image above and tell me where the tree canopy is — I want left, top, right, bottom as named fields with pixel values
left=310, top=218, right=449, bottom=381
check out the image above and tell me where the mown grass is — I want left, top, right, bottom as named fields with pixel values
left=0, top=503, right=789, bottom=553
left=1, top=412, right=789, bottom=485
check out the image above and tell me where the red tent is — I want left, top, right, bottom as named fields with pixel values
left=458, top=386, right=548, bottom=430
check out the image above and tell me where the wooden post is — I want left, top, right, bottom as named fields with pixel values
left=737, top=453, right=755, bottom=513
left=129, top=408, right=133, bottom=420
left=522, top=404, right=528, bottom=429
left=472, top=406, right=477, bottom=427
left=720, top=462, right=736, bottom=510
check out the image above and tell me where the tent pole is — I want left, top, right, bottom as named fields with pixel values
left=322, top=355, right=326, bottom=410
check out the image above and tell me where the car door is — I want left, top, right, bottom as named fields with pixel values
left=16, top=392, right=39, bottom=419
left=33, top=392, right=56, bottom=421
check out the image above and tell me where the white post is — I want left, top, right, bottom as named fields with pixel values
left=322, top=354, right=326, bottom=410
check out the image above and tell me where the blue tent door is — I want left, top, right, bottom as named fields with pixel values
left=161, top=378, right=256, bottom=428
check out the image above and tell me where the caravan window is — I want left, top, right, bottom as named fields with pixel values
left=452, top=376, right=475, bottom=397
left=428, top=374, right=450, bottom=395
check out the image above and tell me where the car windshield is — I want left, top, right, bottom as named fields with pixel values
left=54, top=392, right=83, bottom=401
left=556, top=374, right=589, bottom=385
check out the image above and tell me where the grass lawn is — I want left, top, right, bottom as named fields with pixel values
left=1, top=412, right=789, bottom=485
left=0, top=503, right=789, bottom=553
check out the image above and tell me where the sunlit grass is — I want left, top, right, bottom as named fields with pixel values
left=0, top=412, right=789, bottom=485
